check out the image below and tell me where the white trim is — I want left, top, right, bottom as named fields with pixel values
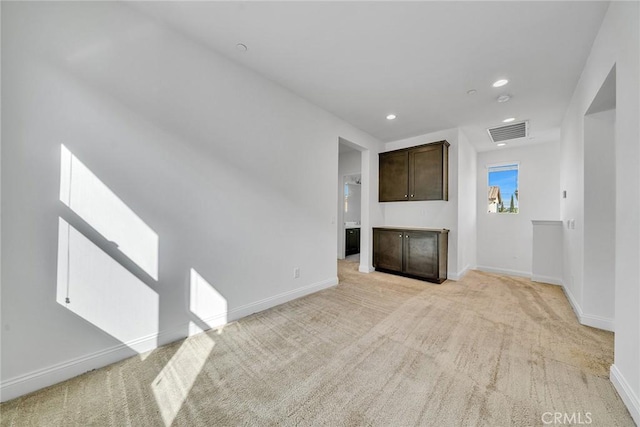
left=531, top=220, right=563, bottom=226
left=448, top=264, right=473, bottom=281
left=359, top=264, right=375, bottom=273
left=580, top=313, right=614, bottom=332
left=0, top=339, right=143, bottom=403
left=531, top=275, right=563, bottom=286
left=0, top=277, right=338, bottom=403
left=610, top=364, right=640, bottom=425
left=562, top=283, right=582, bottom=322
left=226, top=277, right=337, bottom=322
left=485, top=161, right=521, bottom=169
left=475, top=265, right=531, bottom=279
left=485, top=162, right=520, bottom=215
left=561, top=284, right=615, bottom=332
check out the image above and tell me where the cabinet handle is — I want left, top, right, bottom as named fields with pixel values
left=404, top=194, right=408, bottom=198
left=406, top=235, right=410, bottom=238
left=411, top=194, right=414, bottom=197
left=399, top=234, right=402, bottom=238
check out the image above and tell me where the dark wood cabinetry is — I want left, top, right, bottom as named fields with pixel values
left=379, top=150, right=409, bottom=202
left=373, top=227, right=448, bottom=283
left=379, top=141, right=449, bottom=202
left=372, top=228, right=403, bottom=271
left=345, top=228, right=360, bottom=256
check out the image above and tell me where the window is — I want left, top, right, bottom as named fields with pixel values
left=487, top=163, right=519, bottom=214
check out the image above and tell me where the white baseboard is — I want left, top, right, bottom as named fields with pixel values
left=359, top=265, right=375, bottom=273
left=0, top=338, right=144, bottom=403
left=561, top=284, right=615, bottom=332
left=610, top=364, right=640, bottom=425
left=448, top=264, right=474, bottom=281
left=476, top=265, right=531, bottom=279
left=580, top=313, right=615, bottom=332
left=561, top=283, right=583, bottom=324
left=531, top=275, right=563, bottom=286
left=0, top=277, right=338, bottom=403
left=226, top=277, right=337, bottom=322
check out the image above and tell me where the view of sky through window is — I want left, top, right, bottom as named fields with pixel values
left=488, top=164, right=519, bottom=213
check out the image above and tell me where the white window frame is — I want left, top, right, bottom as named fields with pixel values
left=486, top=161, right=520, bottom=214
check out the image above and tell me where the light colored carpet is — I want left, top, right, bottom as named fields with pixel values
left=1, top=262, right=634, bottom=426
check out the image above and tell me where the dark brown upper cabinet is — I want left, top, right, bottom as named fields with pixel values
left=379, top=150, right=409, bottom=201
left=378, top=140, right=449, bottom=202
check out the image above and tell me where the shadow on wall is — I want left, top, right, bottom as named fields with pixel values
left=56, top=144, right=225, bottom=423
left=57, top=144, right=161, bottom=351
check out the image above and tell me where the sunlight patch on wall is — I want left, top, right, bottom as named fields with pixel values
left=189, top=269, right=228, bottom=335
left=60, top=144, right=159, bottom=280
left=57, top=218, right=159, bottom=352
left=152, top=335, right=215, bottom=426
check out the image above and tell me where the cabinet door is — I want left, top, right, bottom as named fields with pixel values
left=353, top=228, right=360, bottom=254
left=403, top=231, right=439, bottom=279
left=345, top=228, right=360, bottom=256
left=409, top=144, right=447, bottom=201
left=379, top=151, right=409, bottom=202
left=373, top=229, right=403, bottom=272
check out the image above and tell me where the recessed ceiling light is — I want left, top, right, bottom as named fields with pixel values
left=497, top=143, right=507, bottom=147
left=236, top=43, right=248, bottom=52
left=386, top=114, right=397, bottom=120
left=467, top=89, right=477, bottom=95
left=497, top=95, right=511, bottom=103
left=493, top=79, right=509, bottom=88
left=503, top=117, right=516, bottom=123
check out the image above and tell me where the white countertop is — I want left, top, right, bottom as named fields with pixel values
left=373, top=226, right=449, bottom=233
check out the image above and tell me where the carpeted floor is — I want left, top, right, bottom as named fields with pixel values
left=1, top=261, right=634, bottom=426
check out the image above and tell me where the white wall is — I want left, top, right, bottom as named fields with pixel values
left=382, top=128, right=477, bottom=280
left=337, top=149, right=361, bottom=259
left=560, top=2, right=639, bottom=422
left=476, top=142, right=561, bottom=278
left=457, top=130, right=477, bottom=276
left=532, top=221, right=563, bottom=285
left=583, top=110, right=616, bottom=328
left=0, top=2, right=384, bottom=400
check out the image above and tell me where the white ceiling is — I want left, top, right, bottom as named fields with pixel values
left=132, top=1, right=609, bottom=152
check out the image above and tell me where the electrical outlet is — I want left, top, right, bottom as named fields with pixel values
left=294, top=267, right=300, bottom=279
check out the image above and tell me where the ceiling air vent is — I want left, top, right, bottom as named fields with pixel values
left=487, top=120, right=529, bottom=143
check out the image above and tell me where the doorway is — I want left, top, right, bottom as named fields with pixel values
left=338, top=139, right=364, bottom=262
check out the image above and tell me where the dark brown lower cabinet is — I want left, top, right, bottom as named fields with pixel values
left=345, top=228, right=360, bottom=256
left=373, top=227, right=448, bottom=284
